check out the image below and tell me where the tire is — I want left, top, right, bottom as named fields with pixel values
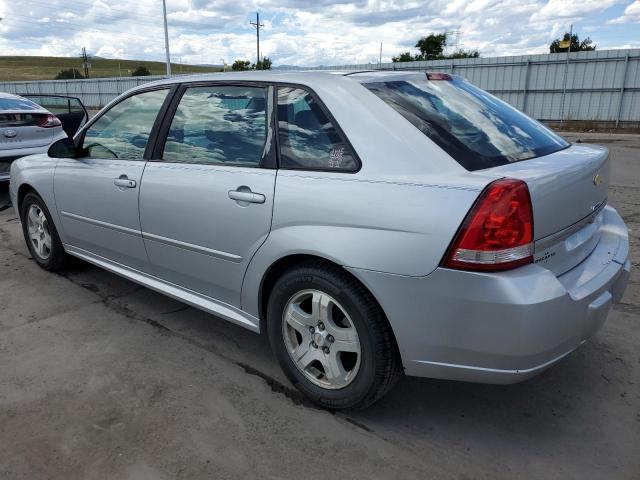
left=20, top=192, right=69, bottom=272
left=267, top=262, right=403, bottom=410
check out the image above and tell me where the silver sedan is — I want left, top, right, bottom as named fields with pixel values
left=9, top=71, right=630, bottom=409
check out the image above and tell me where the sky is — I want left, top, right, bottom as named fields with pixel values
left=0, top=0, right=638, bottom=67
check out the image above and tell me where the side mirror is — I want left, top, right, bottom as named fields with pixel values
left=48, top=137, right=77, bottom=158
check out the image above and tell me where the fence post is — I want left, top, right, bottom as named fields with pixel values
left=522, top=60, right=531, bottom=114
left=615, top=54, right=630, bottom=129
left=559, top=52, right=571, bottom=126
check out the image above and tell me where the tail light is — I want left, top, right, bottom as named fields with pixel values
left=426, top=72, right=452, bottom=81
left=37, top=114, right=62, bottom=128
left=443, top=178, right=534, bottom=272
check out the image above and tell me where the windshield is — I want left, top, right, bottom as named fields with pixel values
left=364, top=77, right=569, bottom=171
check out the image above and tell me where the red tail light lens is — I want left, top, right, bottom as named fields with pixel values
left=426, top=72, right=452, bottom=81
left=37, top=114, right=62, bottom=128
left=443, top=178, right=534, bottom=272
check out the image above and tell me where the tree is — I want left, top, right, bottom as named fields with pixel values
left=415, top=33, right=447, bottom=60
left=232, top=59, right=251, bottom=71
left=54, top=68, right=84, bottom=80
left=448, top=49, right=480, bottom=59
left=550, top=33, right=596, bottom=53
left=392, top=33, right=481, bottom=62
left=254, top=57, right=272, bottom=70
left=392, top=52, right=416, bottom=63
left=131, top=66, right=151, bottom=76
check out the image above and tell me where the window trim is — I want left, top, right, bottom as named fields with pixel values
left=74, top=85, right=178, bottom=161
left=274, top=83, right=362, bottom=174
left=150, top=81, right=275, bottom=168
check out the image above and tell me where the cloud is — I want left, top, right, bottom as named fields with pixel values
left=607, top=1, right=640, bottom=24
left=531, top=0, right=624, bottom=20
left=0, top=0, right=635, bottom=67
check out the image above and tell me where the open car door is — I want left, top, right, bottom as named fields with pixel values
left=22, top=95, right=88, bottom=138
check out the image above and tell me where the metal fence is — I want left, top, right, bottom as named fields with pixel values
left=1, top=49, right=638, bottom=128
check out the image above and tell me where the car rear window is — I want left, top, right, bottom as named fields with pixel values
left=364, top=76, right=569, bottom=171
left=0, top=97, right=43, bottom=111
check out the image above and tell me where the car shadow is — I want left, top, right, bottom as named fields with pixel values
left=54, top=259, right=632, bottom=473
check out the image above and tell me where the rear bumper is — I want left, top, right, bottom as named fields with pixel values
left=348, top=205, right=630, bottom=384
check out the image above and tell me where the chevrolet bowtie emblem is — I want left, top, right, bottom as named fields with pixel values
left=593, top=173, right=602, bottom=186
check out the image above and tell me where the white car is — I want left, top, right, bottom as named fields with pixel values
left=0, top=92, right=87, bottom=181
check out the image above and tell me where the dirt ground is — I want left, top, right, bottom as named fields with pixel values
left=0, top=132, right=638, bottom=479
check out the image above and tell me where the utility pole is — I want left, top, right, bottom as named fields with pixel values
left=162, top=0, right=172, bottom=76
left=250, top=12, right=264, bottom=67
left=81, top=47, right=90, bottom=78
left=379, top=42, right=382, bottom=68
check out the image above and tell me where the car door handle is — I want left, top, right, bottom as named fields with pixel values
left=114, top=176, right=137, bottom=189
left=228, top=189, right=265, bottom=204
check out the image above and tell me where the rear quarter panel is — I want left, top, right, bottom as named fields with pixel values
left=241, top=169, right=482, bottom=317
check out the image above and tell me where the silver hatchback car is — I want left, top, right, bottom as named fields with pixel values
left=9, top=71, right=630, bottom=409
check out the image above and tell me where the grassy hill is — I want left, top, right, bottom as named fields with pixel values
left=0, top=56, right=222, bottom=81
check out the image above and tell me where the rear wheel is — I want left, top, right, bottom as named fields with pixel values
left=20, top=192, right=69, bottom=271
left=267, top=262, right=402, bottom=410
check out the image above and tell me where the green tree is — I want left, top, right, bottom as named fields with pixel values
left=550, top=33, right=596, bottom=53
left=448, top=49, right=480, bottom=59
left=415, top=33, right=447, bottom=60
left=391, top=52, right=416, bottom=62
left=392, top=34, right=481, bottom=62
left=54, top=68, right=84, bottom=80
left=254, top=56, right=272, bottom=70
left=131, top=66, right=152, bottom=76
left=232, top=59, right=251, bottom=71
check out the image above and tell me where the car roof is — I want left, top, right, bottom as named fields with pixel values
left=135, top=70, right=434, bottom=91
left=0, top=92, right=23, bottom=99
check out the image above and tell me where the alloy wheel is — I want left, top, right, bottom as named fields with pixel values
left=26, top=204, right=52, bottom=260
left=282, top=289, right=361, bottom=389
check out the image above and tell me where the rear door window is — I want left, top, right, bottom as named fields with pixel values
left=162, top=85, right=267, bottom=166
left=277, top=87, right=357, bottom=171
left=0, top=97, right=42, bottom=111
left=364, top=76, right=569, bottom=171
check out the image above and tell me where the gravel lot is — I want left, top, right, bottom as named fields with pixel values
left=0, top=132, right=638, bottom=479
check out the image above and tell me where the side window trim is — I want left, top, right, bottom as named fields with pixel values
left=150, top=81, right=276, bottom=168
left=274, top=83, right=362, bottom=173
left=74, top=85, right=177, bottom=161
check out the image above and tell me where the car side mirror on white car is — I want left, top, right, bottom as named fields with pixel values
left=48, top=137, right=77, bottom=159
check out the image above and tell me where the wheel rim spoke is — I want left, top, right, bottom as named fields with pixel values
left=28, top=207, right=39, bottom=226
left=285, top=303, right=315, bottom=332
left=311, top=291, right=331, bottom=324
left=38, top=238, right=46, bottom=256
left=323, top=351, right=348, bottom=384
left=296, top=344, right=318, bottom=369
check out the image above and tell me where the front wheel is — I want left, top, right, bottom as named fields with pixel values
left=20, top=192, right=69, bottom=271
left=267, top=262, right=402, bottom=410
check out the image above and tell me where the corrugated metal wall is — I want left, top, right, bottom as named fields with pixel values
left=1, top=49, right=638, bottom=126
